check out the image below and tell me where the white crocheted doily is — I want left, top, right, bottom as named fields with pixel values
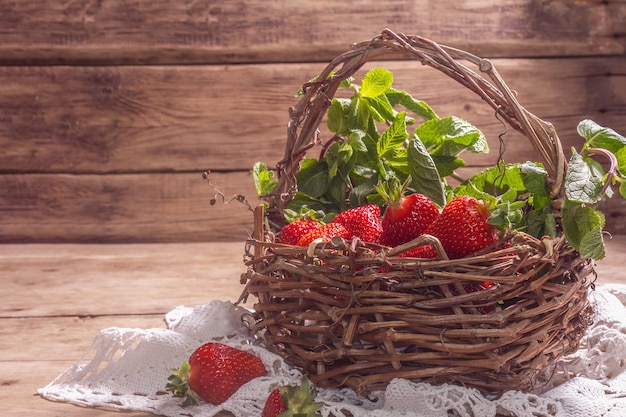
left=39, top=284, right=626, bottom=417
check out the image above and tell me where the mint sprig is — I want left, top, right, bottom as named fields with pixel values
left=559, top=119, right=626, bottom=259
left=252, top=70, right=626, bottom=261
left=252, top=162, right=278, bottom=196
left=287, top=67, right=489, bottom=214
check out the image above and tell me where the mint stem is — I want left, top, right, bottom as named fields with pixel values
left=587, top=147, right=618, bottom=195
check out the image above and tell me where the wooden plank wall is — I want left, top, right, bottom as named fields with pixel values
left=0, top=0, right=625, bottom=243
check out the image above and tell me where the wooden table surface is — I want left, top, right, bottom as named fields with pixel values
left=2, top=237, right=626, bottom=417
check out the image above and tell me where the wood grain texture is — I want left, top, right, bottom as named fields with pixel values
left=0, top=56, right=624, bottom=242
left=0, top=242, right=249, bottom=317
left=0, top=0, right=623, bottom=65
left=0, top=58, right=624, bottom=174
left=0, top=171, right=258, bottom=243
left=1, top=1, right=625, bottom=244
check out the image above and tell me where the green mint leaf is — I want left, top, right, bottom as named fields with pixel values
left=362, top=97, right=385, bottom=122
left=287, top=192, right=335, bottom=222
left=354, top=96, right=371, bottom=131
left=456, top=163, right=526, bottom=198
left=347, top=130, right=368, bottom=152
left=616, top=146, right=626, bottom=177
left=329, top=175, right=349, bottom=210
left=544, top=212, right=557, bottom=238
left=349, top=174, right=379, bottom=207
left=579, top=226, right=606, bottom=260
left=407, top=136, right=446, bottom=206
left=529, top=193, right=552, bottom=211
left=325, top=141, right=354, bottom=180
left=384, top=147, right=409, bottom=174
left=430, top=154, right=465, bottom=177
left=525, top=205, right=556, bottom=238
left=620, top=181, right=626, bottom=199
left=377, top=112, right=408, bottom=159
left=577, top=119, right=626, bottom=153
left=360, top=68, right=393, bottom=98
left=416, top=116, right=488, bottom=155
left=296, top=158, right=329, bottom=199
left=252, top=162, right=277, bottom=195
left=377, top=157, right=393, bottom=181
left=363, top=94, right=395, bottom=123
left=386, top=88, right=438, bottom=121
left=561, top=199, right=606, bottom=259
left=565, top=150, right=605, bottom=204
left=501, top=188, right=519, bottom=204
left=488, top=200, right=525, bottom=229
left=352, top=163, right=377, bottom=178
left=327, top=98, right=352, bottom=135
left=454, top=181, right=498, bottom=208
left=364, top=117, right=381, bottom=148
left=521, top=162, right=550, bottom=197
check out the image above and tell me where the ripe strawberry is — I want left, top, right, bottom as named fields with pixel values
left=426, top=195, right=497, bottom=259
left=397, top=244, right=438, bottom=259
left=464, top=281, right=497, bottom=313
left=296, top=222, right=351, bottom=246
left=381, top=192, right=440, bottom=246
left=331, top=204, right=383, bottom=243
left=166, top=342, right=266, bottom=405
left=263, top=388, right=288, bottom=417
left=262, top=377, right=322, bottom=417
left=278, top=220, right=321, bottom=245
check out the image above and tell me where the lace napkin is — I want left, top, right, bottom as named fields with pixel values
left=39, top=284, right=626, bottom=417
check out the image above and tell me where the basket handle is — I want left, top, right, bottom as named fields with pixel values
left=267, top=29, right=566, bottom=221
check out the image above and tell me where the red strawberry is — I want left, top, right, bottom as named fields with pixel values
left=397, top=244, right=438, bottom=259
left=278, top=220, right=321, bottom=245
left=166, top=342, right=266, bottom=405
left=296, top=222, right=351, bottom=246
left=331, top=204, right=383, bottom=243
left=381, top=192, right=440, bottom=246
left=262, top=377, right=322, bottom=417
left=426, top=195, right=497, bottom=259
left=263, top=388, right=288, bottom=417
left=464, top=281, right=497, bottom=313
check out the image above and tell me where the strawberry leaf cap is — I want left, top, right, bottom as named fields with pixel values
left=279, top=377, right=323, bottom=417
left=166, top=362, right=202, bottom=406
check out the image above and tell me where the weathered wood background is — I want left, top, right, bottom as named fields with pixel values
left=0, top=0, right=625, bottom=243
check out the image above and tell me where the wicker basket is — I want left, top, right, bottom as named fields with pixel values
left=239, top=29, right=595, bottom=395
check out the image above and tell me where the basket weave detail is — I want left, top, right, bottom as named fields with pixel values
left=239, top=29, right=594, bottom=395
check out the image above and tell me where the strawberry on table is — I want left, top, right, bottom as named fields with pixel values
left=262, top=377, right=322, bottom=417
left=296, top=222, right=351, bottom=246
left=166, top=342, right=267, bottom=405
left=278, top=220, right=321, bottom=245
left=331, top=204, right=384, bottom=244
left=427, top=195, right=497, bottom=259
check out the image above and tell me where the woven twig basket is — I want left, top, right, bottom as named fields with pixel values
left=239, top=29, right=595, bottom=395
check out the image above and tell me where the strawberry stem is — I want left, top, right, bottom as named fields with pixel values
left=376, top=175, right=412, bottom=206
left=166, top=362, right=202, bottom=406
